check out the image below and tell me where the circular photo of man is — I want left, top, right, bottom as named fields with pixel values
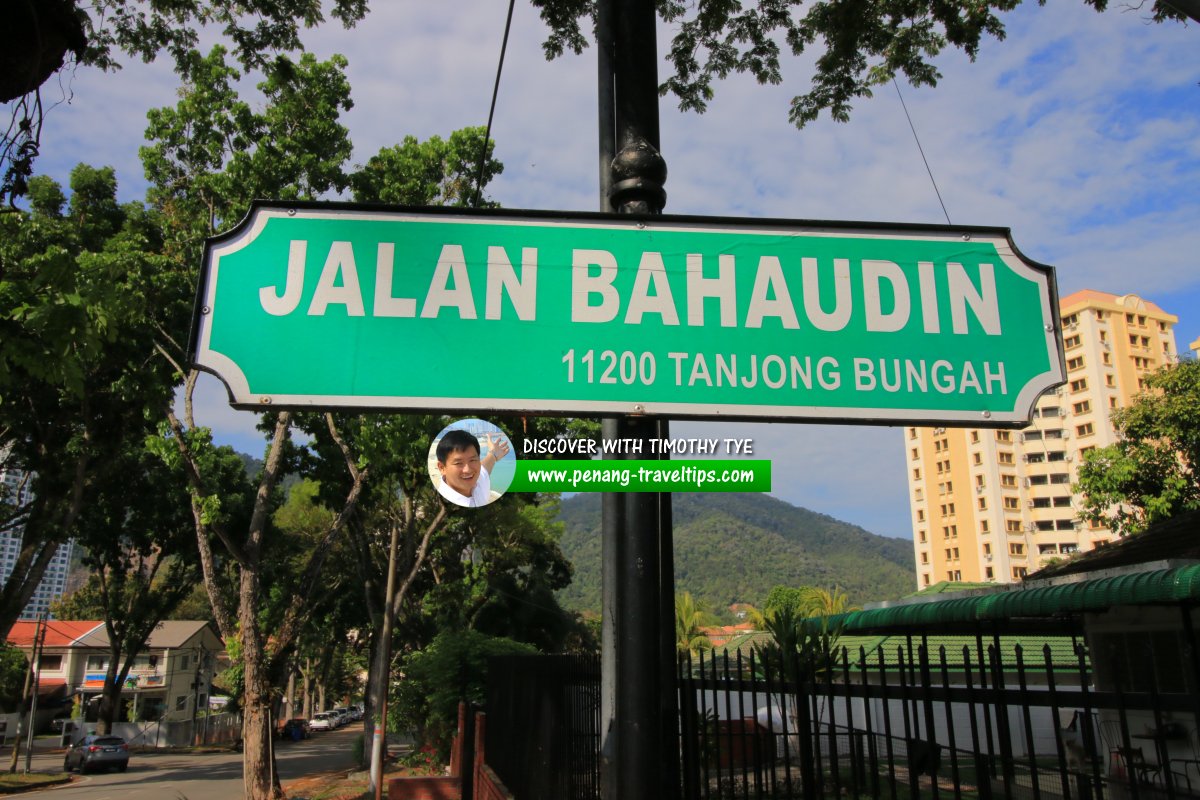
left=427, top=419, right=516, bottom=508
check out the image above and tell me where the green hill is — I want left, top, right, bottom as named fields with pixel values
left=556, top=492, right=915, bottom=616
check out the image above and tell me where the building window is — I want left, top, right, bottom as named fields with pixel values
left=912, top=468, right=921, bottom=480
left=1077, top=423, right=1094, bottom=437
left=86, top=656, right=109, bottom=671
left=972, top=453, right=982, bottom=465
left=921, top=552, right=929, bottom=564
left=1006, top=520, right=1022, bottom=533
left=1063, top=334, right=1081, bottom=349
left=985, top=567, right=994, bottom=580
left=1013, top=567, right=1027, bottom=579
left=978, top=498, right=987, bottom=511
left=1001, top=474, right=1017, bottom=488
left=1066, top=356, right=1085, bottom=371
left=1004, top=497, right=1019, bottom=510
left=996, top=431, right=1011, bottom=443
left=909, top=427, right=918, bottom=439
left=180, top=655, right=189, bottom=671
left=980, top=520, right=989, bottom=533
left=176, top=696, right=188, bottom=712
left=983, top=543, right=992, bottom=555
left=1070, top=378, right=1088, bottom=392
left=970, top=431, right=980, bottom=444
left=38, top=654, right=62, bottom=671
left=923, top=574, right=931, bottom=587
left=917, top=510, right=925, bottom=521
left=918, top=530, right=927, bottom=543
left=1073, top=400, right=1091, bottom=414
left=999, top=452, right=1014, bottom=465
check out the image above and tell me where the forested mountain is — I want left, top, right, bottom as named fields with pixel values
left=556, top=493, right=915, bottom=616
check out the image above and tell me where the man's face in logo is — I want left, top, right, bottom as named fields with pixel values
left=438, top=446, right=481, bottom=497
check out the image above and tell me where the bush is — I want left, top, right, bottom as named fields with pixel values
left=393, top=630, right=536, bottom=763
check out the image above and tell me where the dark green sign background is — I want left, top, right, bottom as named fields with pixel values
left=193, top=204, right=1064, bottom=424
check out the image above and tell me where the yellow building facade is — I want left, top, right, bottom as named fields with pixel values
left=906, top=291, right=1180, bottom=589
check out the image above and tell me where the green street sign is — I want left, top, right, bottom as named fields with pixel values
left=192, top=202, right=1064, bottom=425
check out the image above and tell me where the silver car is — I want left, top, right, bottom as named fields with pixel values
left=64, top=734, right=130, bottom=773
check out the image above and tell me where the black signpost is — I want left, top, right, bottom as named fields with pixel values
left=597, top=1, right=680, bottom=798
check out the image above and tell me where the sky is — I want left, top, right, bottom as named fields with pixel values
left=22, top=1, right=1200, bottom=541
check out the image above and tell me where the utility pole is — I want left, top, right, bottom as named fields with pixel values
left=10, top=613, right=47, bottom=774
left=597, top=2, right=678, bottom=799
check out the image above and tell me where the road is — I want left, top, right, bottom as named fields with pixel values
left=17, top=725, right=365, bottom=799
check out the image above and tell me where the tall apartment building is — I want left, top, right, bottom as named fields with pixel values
left=905, top=291, right=1180, bottom=589
left=1, top=460, right=77, bottom=620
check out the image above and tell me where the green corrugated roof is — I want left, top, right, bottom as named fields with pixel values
left=804, top=564, right=1200, bottom=636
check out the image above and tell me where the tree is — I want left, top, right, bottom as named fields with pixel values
left=763, top=584, right=859, bottom=620
left=0, top=166, right=180, bottom=643
left=533, top=0, right=1194, bottom=134
left=1, top=0, right=368, bottom=204
left=143, top=46, right=363, bottom=800
left=675, top=591, right=714, bottom=654
left=56, top=440, right=208, bottom=733
left=1076, top=359, right=1200, bottom=535
left=392, top=629, right=536, bottom=762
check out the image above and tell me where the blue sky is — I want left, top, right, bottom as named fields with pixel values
left=22, top=1, right=1200, bottom=541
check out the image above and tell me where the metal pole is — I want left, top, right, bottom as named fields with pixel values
left=598, top=3, right=674, bottom=798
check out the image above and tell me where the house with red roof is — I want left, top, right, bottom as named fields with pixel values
left=6, top=620, right=223, bottom=735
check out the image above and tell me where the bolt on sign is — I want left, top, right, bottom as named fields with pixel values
left=192, top=202, right=1065, bottom=425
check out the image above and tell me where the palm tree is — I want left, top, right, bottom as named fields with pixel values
left=675, top=591, right=713, bottom=654
left=798, top=586, right=859, bottom=618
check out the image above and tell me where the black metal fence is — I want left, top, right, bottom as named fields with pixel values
left=485, top=634, right=1200, bottom=800
left=486, top=653, right=601, bottom=800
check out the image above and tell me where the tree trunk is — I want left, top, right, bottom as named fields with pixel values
left=302, top=658, right=312, bottom=719
left=96, top=646, right=125, bottom=735
left=284, top=668, right=295, bottom=723
left=239, top=564, right=282, bottom=799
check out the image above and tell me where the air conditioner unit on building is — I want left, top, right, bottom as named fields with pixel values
left=1025, top=523, right=1037, bottom=532
left=984, top=554, right=993, bottom=561
left=1027, top=500, right=1036, bottom=508
left=976, top=485, right=985, bottom=494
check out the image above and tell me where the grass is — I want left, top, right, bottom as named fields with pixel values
left=0, top=771, right=71, bottom=794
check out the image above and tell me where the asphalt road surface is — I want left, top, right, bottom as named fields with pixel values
left=17, top=725, right=365, bottom=799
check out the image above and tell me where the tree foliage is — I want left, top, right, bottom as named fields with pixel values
left=1076, top=359, right=1200, bottom=535
left=532, top=0, right=1193, bottom=132
left=392, top=629, right=536, bottom=762
left=675, top=591, right=714, bottom=653
left=2, top=0, right=368, bottom=204
left=0, top=165, right=180, bottom=641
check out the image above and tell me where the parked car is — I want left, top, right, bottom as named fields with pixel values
left=332, top=707, right=352, bottom=726
left=278, top=718, right=311, bottom=740
left=63, top=735, right=129, bottom=774
left=308, top=712, right=336, bottom=732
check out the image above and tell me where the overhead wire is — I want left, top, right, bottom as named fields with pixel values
left=473, top=0, right=518, bottom=209
left=893, top=78, right=953, bottom=226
